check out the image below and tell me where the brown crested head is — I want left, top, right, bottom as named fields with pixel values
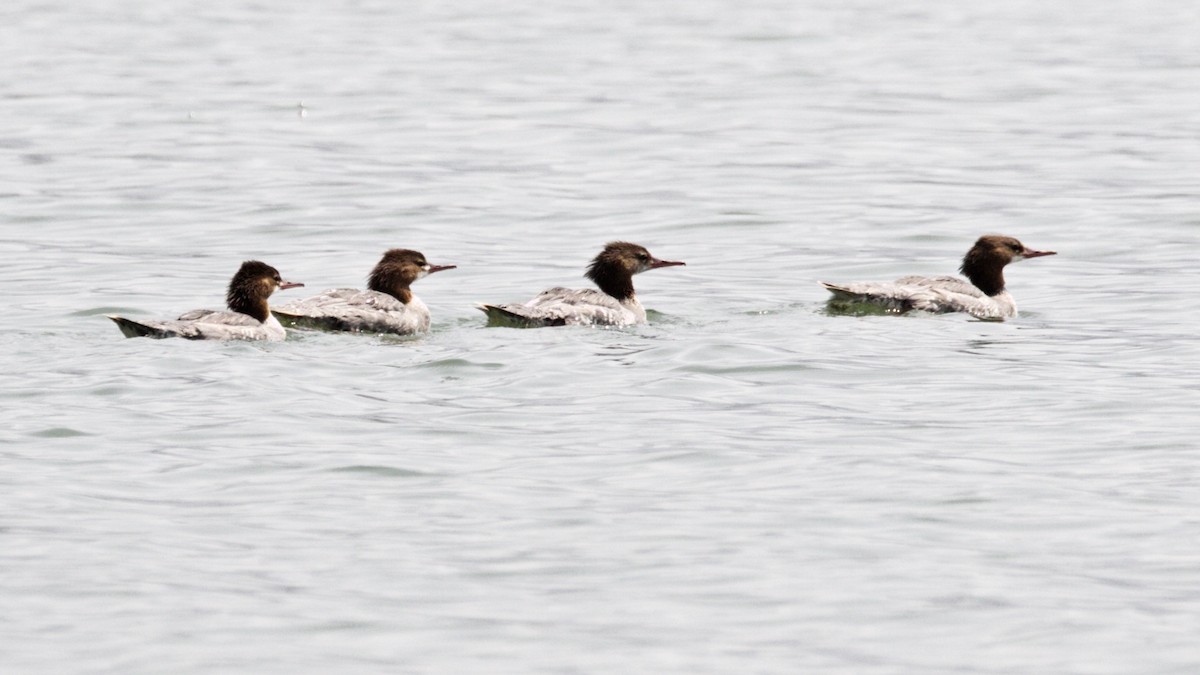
left=959, top=235, right=1056, bottom=296
left=585, top=241, right=685, bottom=300
left=368, top=248, right=456, bottom=304
left=226, top=260, right=303, bottom=321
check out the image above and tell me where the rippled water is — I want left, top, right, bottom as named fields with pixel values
left=4, top=0, right=1200, bottom=672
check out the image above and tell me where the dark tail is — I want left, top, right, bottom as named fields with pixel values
left=270, top=309, right=342, bottom=332
left=476, top=304, right=564, bottom=328
left=108, top=315, right=172, bottom=339
left=819, top=281, right=859, bottom=301
left=819, top=282, right=913, bottom=316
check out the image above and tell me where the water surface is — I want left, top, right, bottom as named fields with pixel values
left=3, top=0, right=1200, bottom=672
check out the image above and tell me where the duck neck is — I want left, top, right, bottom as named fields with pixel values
left=960, top=254, right=1006, bottom=297
left=369, top=269, right=414, bottom=304
left=587, top=263, right=634, bottom=300
left=227, top=285, right=270, bottom=322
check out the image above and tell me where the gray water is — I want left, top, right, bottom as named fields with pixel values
left=3, top=0, right=1200, bottom=672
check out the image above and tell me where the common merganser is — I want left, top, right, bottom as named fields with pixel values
left=271, top=248, right=455, bottom=335
left=821, top=235, right=1056, bottom=320
left=478, top=241, right=685, bottom=327
left=108, top=260, right=303, bottom=340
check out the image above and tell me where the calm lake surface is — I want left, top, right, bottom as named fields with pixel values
left=3, top=0, right=1199, bottom=672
